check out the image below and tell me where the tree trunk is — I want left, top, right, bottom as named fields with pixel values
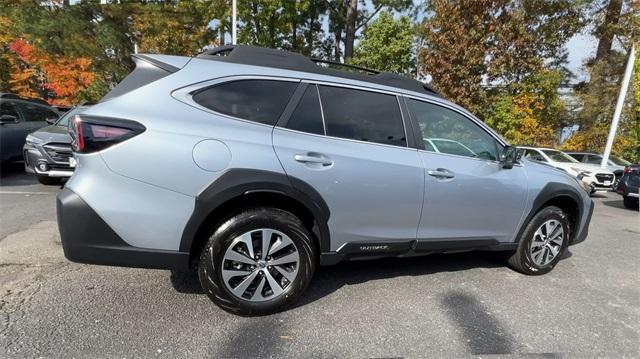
left=334, top=29, right=342, bottom=61
left=344, top=0, right=357, bottom=60
left=595, top=0, right=623, bottom=61
left=306, top=6, right=316, bottom=56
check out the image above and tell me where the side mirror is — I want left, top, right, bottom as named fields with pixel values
left=500, top=146, right=517, bottom=169
left=0, top=114, right=18, bottom=125
left=45, top=117, right=58, bottom=125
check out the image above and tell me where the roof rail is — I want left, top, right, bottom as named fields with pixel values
left=196, top=45, right=441, bottom=98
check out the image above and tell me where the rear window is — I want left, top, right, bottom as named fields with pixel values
left=318, top=85, right=406, bottom=146
left=193, top=80, right=298, bottom=126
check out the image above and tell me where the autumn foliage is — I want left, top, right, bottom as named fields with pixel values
left=6, top=39, right=94, bottom=106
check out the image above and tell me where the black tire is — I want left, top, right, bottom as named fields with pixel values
left=623, top=196, right=639, bottom=210
left=508, top=206, right=570, bottom=275
left=37, top=175, right=61, bottom=185
left=197, top=208, right=316, bottom=316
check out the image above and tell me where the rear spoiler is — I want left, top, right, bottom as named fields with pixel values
left=100, top=54, right=191, bottom=102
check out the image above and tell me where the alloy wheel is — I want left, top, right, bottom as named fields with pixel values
left=220, top=228, right=300, bottom=302
left=530, top=219, right=564, bottom=266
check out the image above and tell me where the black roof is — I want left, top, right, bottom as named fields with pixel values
left=197, top=45, right=441, bottom=98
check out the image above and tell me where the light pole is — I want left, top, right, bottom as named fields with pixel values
left=232, top=0, right=237, bottom=45
left=601, top=44, right=635, bottom=168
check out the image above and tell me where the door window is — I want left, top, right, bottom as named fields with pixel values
left=524, top=150, right=546, bottom=162
left=15, top=100, right=58, bottom=122
left=286, top=84, right=324, bottom=135
left=0, top=100, right=21, bottom=121
left=318, top=85, right=406, bottom=147
left=585, top=155, right=602, bottom=164
left=406, top=99, right=499, bottom=160
left=192, top=79, right=298, bottom=125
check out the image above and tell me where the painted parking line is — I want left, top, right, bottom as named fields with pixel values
left=0, top=191, right=56, bottom=195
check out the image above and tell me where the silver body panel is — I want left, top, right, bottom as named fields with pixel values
left=65, top=54, right=591, bottom=253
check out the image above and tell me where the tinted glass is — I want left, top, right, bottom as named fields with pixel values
left=193, top=80, right=297, bottom=125
left=318, top=86, right=406, bottom=146
left=287, top=85, right=324, bottom=135
left=407, top=99, right=498, bottom=160
left=0, top=100, right=20, bottom=120
left=568, top=153, right=584, bottom=161
left=525, top=149, right=546, bottom=162
left=609, top=155, right=631, bottom=166
left=16, top=100, right=58, bottom=122
left=585, top=155, right=602, bottom=164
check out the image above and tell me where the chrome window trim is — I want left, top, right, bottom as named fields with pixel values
left=274, top=126, right=419, bottom=152
left=314, top=84, right=327, bottom=136
left=308, top=80, right=409, bottom=148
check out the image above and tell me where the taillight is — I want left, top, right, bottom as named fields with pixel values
left=70, top=115, right=145, bottom=154
left=624, top=166, right=632, bottom=173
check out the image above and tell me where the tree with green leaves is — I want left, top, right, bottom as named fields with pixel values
left=351, top=11, right=414, bottom=75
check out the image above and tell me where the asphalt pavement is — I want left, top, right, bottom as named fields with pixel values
left=1, top=163, right=639, bottom=358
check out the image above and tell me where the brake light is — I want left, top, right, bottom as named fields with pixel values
left=624, top=166, right=631, bottom=173
left=70, top=115, right=145, bottom=154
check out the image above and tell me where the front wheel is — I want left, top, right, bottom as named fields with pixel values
left=508, top=206, right=570, bottom=275
left=198, top=208, right=316, bottom=316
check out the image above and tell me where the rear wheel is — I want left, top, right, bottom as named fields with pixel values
left=508, top=206, right=569, bottom=275
left=198, top=208, right=316, bottom=315
left=37, top=175, right=61, bottom=185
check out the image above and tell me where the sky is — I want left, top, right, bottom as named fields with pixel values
left=565, top=32, right=597, bottom=82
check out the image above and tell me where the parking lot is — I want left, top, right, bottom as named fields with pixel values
left=1, top=162, right=638, bottom=358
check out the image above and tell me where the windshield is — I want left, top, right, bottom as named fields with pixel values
left=609, top=155, right=631, bottom=166
left=542, top=150, right=578, bottom=163
left=56, top=106, right=87, bottom=127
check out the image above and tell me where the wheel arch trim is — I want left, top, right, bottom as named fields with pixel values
left=179, top=169, right=331, bottom=257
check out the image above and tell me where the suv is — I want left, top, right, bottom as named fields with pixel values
left=57, top=46, right=594, bottom=315
left=0, top=93, right=60, bottom=162
left=23, top=105, right=89, bottom=185
left=518, top=147, right=615, bottom=194
left=566, top=152, right=631, bottom=185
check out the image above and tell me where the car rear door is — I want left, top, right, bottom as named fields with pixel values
left=272, top=83, right=424, bottom=252
left=404, top=97, right=528, bottom=244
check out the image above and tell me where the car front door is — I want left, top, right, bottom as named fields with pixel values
left=272, top=83, right=424, bottom=252
left=405, top=97, right=528, bottom=244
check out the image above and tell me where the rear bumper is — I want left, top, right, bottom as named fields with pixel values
left=570, top=198, right=593, bottom=246
left=56, top=188, right=189, bottom=270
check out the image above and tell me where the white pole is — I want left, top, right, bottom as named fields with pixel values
left=134, top=43, right=138, bottom=54
left=601, top=44, right=635, bottom=168
left=231, top=0, right=237, bottom=45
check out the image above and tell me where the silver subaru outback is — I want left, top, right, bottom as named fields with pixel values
left=57, top=45, right=593, bottom=315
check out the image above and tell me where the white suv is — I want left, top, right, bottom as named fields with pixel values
left=518, top=147, right=615, bottom=193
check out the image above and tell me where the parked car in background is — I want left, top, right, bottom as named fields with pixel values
left=615, top=164, right=639, bottom=210
left=0, top=93, right=60, bottom=162
left=24, top=106, right=89, bottom=185
left=58, top=46, right=593, bottom=315
left=517, top=147, right=615, bottom=194
left=566, top=152, right=631, bottom=184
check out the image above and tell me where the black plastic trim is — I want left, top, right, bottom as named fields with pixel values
left=276, top=82, right=309, bottom=128
left=515, top=182, right=586, bottom=244
left=179, top=169, right=331, bottom=254
left=319, top=238, right=516, bottom=266
left=57, top=188, right=189, bottom=270
left=571, top=198, right=593, bottom=245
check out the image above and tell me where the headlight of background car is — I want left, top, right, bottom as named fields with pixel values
left=25, top=134, right=44, bottom=146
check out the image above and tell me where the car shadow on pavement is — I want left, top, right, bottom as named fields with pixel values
left=601, top=198, right=637, bottom=211
left=440, top=291, right=516, bottom=355
left=169, top=251, right=510, bottom=303
left=0, top=161, right=37, bottom=186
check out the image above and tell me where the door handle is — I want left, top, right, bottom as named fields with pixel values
left=294, top=154, right=333, bottom=166
left=427, top=168, right=455, bottom=179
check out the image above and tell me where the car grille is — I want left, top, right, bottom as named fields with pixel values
left=43, top=143, right=72, bottom=163
left=595, top=173, right=614, bottom=183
